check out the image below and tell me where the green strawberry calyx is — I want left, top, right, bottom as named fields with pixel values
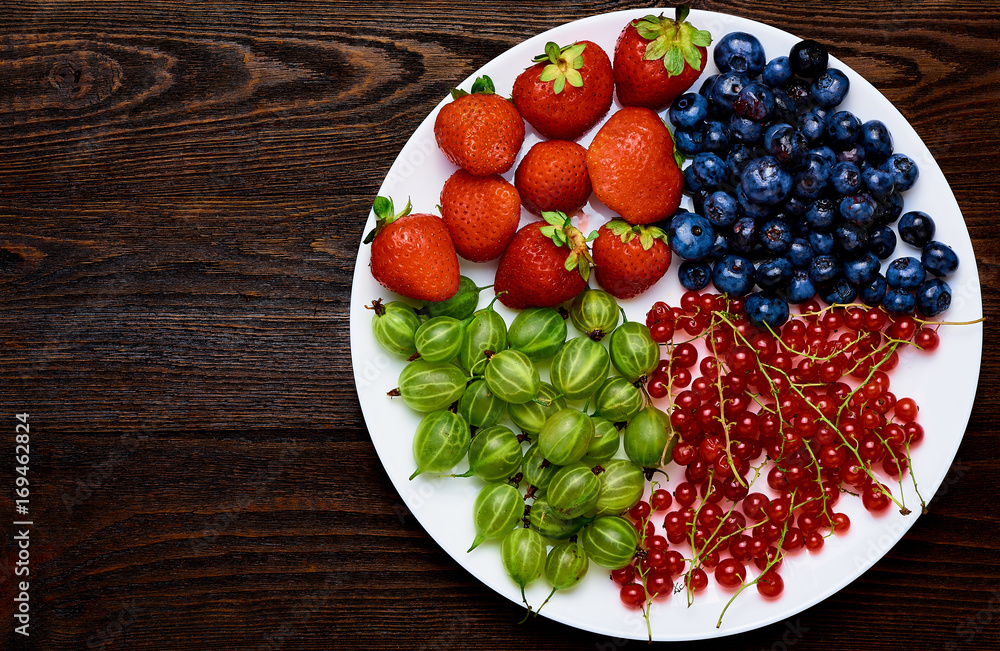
left=533, top=41, right=587, bottom=94
left=604, top=219, right=669, bottom=251
left=635, top=5, right=712, bottom=76
left=450, top=75, right=496, bottom=100
left=363, top=195, right=412, bottom=244
left=539, top=211, right=595, bottom=282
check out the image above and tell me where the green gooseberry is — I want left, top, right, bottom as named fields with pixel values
left=500, top=526, right=547, bottom=613
left=550, top=336, right=611, bottom=401
left=546, top=462, right=601, bottom=519
left=458, top=379, right=506, bottom=428
left=483, top=349, right=540, bottom=405
left=569, top=288, right=620, bottom=341
left=595, top=459, right=645, bottom=515
left=414, top=316, right=464, bottom=363
left=468, top=483, right=524, bottom=552
left=522, top=443, right=560, bottom=491
left=537, top=541, right=589, bottom=614
left=396, top=359, right=468, bottom=412
left=579, top=515, right=639, bottom=570
left=623, top=405, right=675, bottom=469
left=465, top=425, right=523, bottom=483
left=423, top=275, right=485, bottom=320
left=410, top=410, right=471, bottom=480
left=370, top=299, right=421, bottom=357
left=459, top=304, right=507, bottom=375
left=538, top=408, right=594, bottom=466
left=508, top=307, right=567, bottom=361
left=508, top=382, right=566, bottom=435
left=592, top=376, right=643, bottom=423
left=528, top=496, right=588, bottom=541
left=608, top=321, right=660, bottom=382
left=580, top=417, right=621, bottom=466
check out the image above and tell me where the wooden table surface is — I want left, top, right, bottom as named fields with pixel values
left=2, top=1, right=998, bottom=649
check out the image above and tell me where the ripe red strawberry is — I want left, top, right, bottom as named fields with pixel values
left=511, top=40, right=614, bottom=142
left=365, top=196, right=460, bottom=302
left=586, top=106, right=683, bottom=225
left=439, top=169, right=521, bottom=262
left=514, top=140, right=592, bottom=216
left=613, top=6, right=712, bottom=110
left=434, top=75, right=525, bottom=176
left=494, top=212, right=593, bottom=310
left=592, top=220, right=671, bottom=300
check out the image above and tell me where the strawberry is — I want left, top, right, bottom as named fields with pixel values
left=511, top=40, right=614, bottom=142
left=493, top=212, right=593, bottom=310
left=365, top=196, right=460, bottom=302
left=613, top=6, right=712, bottom=111
left=439, top=169, right=521, bottom=262
left=514, top=140, right=592, bottom=216
left=434, top=75, right=525, bottom=176
left=586, top=106, right=683, bottom=225
left=592, top=219, right=672, bottom=300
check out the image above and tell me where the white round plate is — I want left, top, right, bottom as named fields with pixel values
left=349, top=8, right=983, bottom=641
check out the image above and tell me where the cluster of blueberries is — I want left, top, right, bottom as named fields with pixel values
left=664, top=32, right=960, bottom=329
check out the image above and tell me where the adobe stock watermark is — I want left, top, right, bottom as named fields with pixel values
left=944, top=587, right=1000, bottom=651
left=62, top=433, right=147, bottom=515
left=189, top=446, right=301, bottom=554
left=252, top=573, right=341, bottom=650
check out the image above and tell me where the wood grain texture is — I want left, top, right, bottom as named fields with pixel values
left=1, top=1, right=999, bottom=650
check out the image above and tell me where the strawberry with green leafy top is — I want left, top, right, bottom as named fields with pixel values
left=592, top=220, right=672, bottom=300
left=493, top=212, right=594, bottom=310
left=512, top=40, right=614, bottom=142
left=366, top=196, right=461, bottom=302
left=434, top=75, right=525, bottom=176
left=613, top=5, right=712, bottom=110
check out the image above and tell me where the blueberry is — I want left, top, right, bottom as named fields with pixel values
left=783, top=195, right=810, bottom=218
left=730, top=214, right=760, bottom=253
left=770, top=88, right=798, bottom=124
left=880, top=153, right=919, bottom=191
left=793, top=110, right=823, bottom=144
left=819, top=278, right=858, bottom=305
left=860, top=120, right=894, bottom=162
left=741, top=156, right=793, bottom=206
left=859, top=274, right=888, bottom=306
left=843, top=251, right=881, bottom=286
left=678, top=260, right=712, bottom=291
left=683, top=166, right=704, bottom=195
left=691, top=152, right=729, bottom=187
left=861, top=167, right=894, bottom=197
left=868, top=225, right=897, bottom=259
left=729, top=114, right=765, bottom=144
left=882, top=288, right=916, bottom=315
left=699, top=74, right=720, bottom=98
left=703, top=190, right=739, bottom=227
left=669, top=93, right=710, bottom=130
left=809, top=254, right=844, bottom=288
left=835, top=222, right=870, bottom=259
left=787, top=237, right=815, bottom=269
left=744, top=292, right=790, bottom=329
left=885, top=256, right=926, bottom=289
left=836, top=143, right=866, bottom=166
left=898, top=211, right=936, bottom=247
left=734, top=81, right=775, bottom=121
left=826, top=110, right=861, bottom=148
left=708, top=230, right=730, bottom=260
left=702, top=120, right=732, bottom=154
left=811, top=68, right=850, bottom=108
left=915, top=278, right=952, bottom=317
left=878, top=192, right=905, bottom=224
left=712, top=254, right=757, bottom=296
left=726, top=143, right=756, bottom=178
left=708, top=72, right=749, bottom=115
left=922, top=240, right=960, bottom=277
left=783, top=78, right=811, bottom=105
left=714, top=32, right=767, bottom=78
left=674, top=128, right=705, bottom=156
left=758, top=219, right=794, bottom=255
left=786, top=269, right=817, bottom=303
left=810, top=145, right=837, bottom=168
left=831, top=161, right=862, bottom=194
left=789, top=39, right=829, bottom=79
left=756, top=257, right=794, bottom=291
left=670, top=212, right=716, bottom=261
left=736, top=187, right=773, bottom=220
left=839, top=193, right=876, bottom=229
left=763, top=125, right=809, bottom=169
left=805, top=197, right=837, bottom=232
left=763, top=56, right=793, bottom=87
left=809, top=230, right=835, bottom=255
left=793, top=154, right=832, bottom=199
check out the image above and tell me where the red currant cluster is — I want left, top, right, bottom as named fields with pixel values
left=618, top=291, right=935, bottom=617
